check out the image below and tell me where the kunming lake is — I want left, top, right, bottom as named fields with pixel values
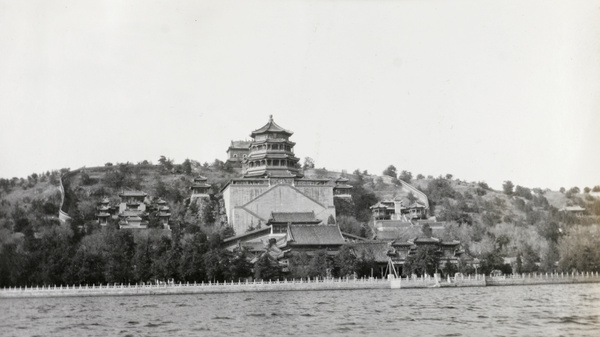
left=1, top=283, right=599, bottom=337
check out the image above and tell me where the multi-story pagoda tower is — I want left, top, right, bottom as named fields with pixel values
left=242, top=115, right=302, bottom=178
left=222, top=115, right=344, bottom=234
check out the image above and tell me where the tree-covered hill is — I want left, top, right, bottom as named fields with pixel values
left=0, top=159, right=599, bottom=287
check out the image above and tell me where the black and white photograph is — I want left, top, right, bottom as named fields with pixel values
left=0, top=1, right=599, bottom=336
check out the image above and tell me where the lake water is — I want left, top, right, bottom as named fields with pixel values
left=1, top=283, right=599, bottom=336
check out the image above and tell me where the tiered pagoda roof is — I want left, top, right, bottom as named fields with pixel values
left=242, top=115, right=302, bottom=178
left=250, top=116, right=293, bottom=137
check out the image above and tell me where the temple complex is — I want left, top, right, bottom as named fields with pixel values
left=370, top=198, right=428, bottom=221
left=221, top=116, right=342, bottom=234
left=118, top=190, right=148, bottom=229
left=95, top=191, right=172, bottom=230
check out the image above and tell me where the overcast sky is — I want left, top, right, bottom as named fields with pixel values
left=1, top=0, right=599, bottom=190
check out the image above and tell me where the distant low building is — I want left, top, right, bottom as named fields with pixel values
left=559, top=205, right=586, bottom=217
left=370, top=198, right=429, bottom=221
left=226, top=140, right=252, bottom=168
left=349, top=236, right=464, bottom=277
left=117, top=190, right=148, bottom=229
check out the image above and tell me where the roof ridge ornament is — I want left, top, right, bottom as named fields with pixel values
left=269, top=114, right=273, bottom=122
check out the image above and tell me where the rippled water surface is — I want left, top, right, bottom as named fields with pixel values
left=1, top=283, right=599, bottom=336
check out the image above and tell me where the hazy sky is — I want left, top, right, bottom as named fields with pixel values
left=1, top=0, right=599, bottom=190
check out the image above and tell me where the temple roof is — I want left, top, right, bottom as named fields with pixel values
left=250, top=115, right=293, bottom=137
left=375, top=230, right=411, bottom=241
left=120, top=210, right=143, bottom=217
left=270, top=212, right=319, bottom=223
left=228, top=140, right=252, bottom=150
left=287, top=225, right=344, bottom=245
left=190, top=183, right=211, bottom=188
left=119, top=190, right=147, bottom=198
left=247, top=153, right=298, bottom=160
left=370, top=202, right=392, bottom=210
left=222, top=227, right=271, bottom=244
left=410, top=236, right=441, bottom=244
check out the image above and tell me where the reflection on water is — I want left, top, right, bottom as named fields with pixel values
left=1, top=283, right=599, bottom=336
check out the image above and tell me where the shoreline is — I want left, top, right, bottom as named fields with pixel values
left=1, top=273, right=599, bottom=299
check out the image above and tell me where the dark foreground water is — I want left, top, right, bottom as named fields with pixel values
left=1, top=283, right=599, bottom=337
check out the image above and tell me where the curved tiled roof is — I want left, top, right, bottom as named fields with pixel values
left=287, top=225, right=344, bottom=245
left=250, top=115, right=293, bottom=137
left=270, top=212, right=318, bottom=223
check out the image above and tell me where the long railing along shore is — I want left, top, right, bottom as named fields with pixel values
left=1, top=272, right=599, bottom=298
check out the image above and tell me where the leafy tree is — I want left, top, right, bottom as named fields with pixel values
left=514, top=186, right=532, bottom=200
left=566, top=186, right=580, bottom=198
left=104, top=229, right=135, bottom=283
left=133, top=235, right=153, bottom=282
left=399, top=170, right=412, bottom=183
left=349, top=183, right=378, bottom=222
left=426, top=176, right=456, bottom=203
left=253, top=254, right=281, bottom=281
left=220, top=226, right=235, bottom=239
left=200, top=200, right=215, bottom=225
left=383, top=165, right=397, bottom=178
left=80, top=171, right=95, bottom=185
left=337, top=215, right=366, bottom=237
left=288, top=252, right=311, bottom=279
left=204, top=249, right=230, bottom=282
left=519, top=243, right=540, bottom=273
left=558, top=226, right=600, bottom=272
left=228, top=249, right=252, bottom=281
left=182, top=159, right=193, bottom=175
left=592, top=186, right=600, bottom=192
left=584, top=187, right=591, bottom=193
left=355, top=250, right=378, bottom=278
left=158, top=156, right=174, bottom=171
left=559, top=187, right=566, bottom=193
left=407, top=191, right=417, bottom=205
left=416, top=174, right=425, bottom=180
left=178, top=232, right=208, bottom=282
left=333, top=245, right=356, bottom=277
left=502, top=181, right=514, bottom=195
left=445, top=174, right=453, bottom=180
left=307, top=250, right=331, bottom=278
left=302, top=157, right=315, bottom=170
left=479, top=250, right=505, bottom=275
left=404, top=246, right=439, bottom=277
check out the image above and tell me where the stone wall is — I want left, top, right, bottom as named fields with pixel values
left=225, top=184, right=336, bottom=233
